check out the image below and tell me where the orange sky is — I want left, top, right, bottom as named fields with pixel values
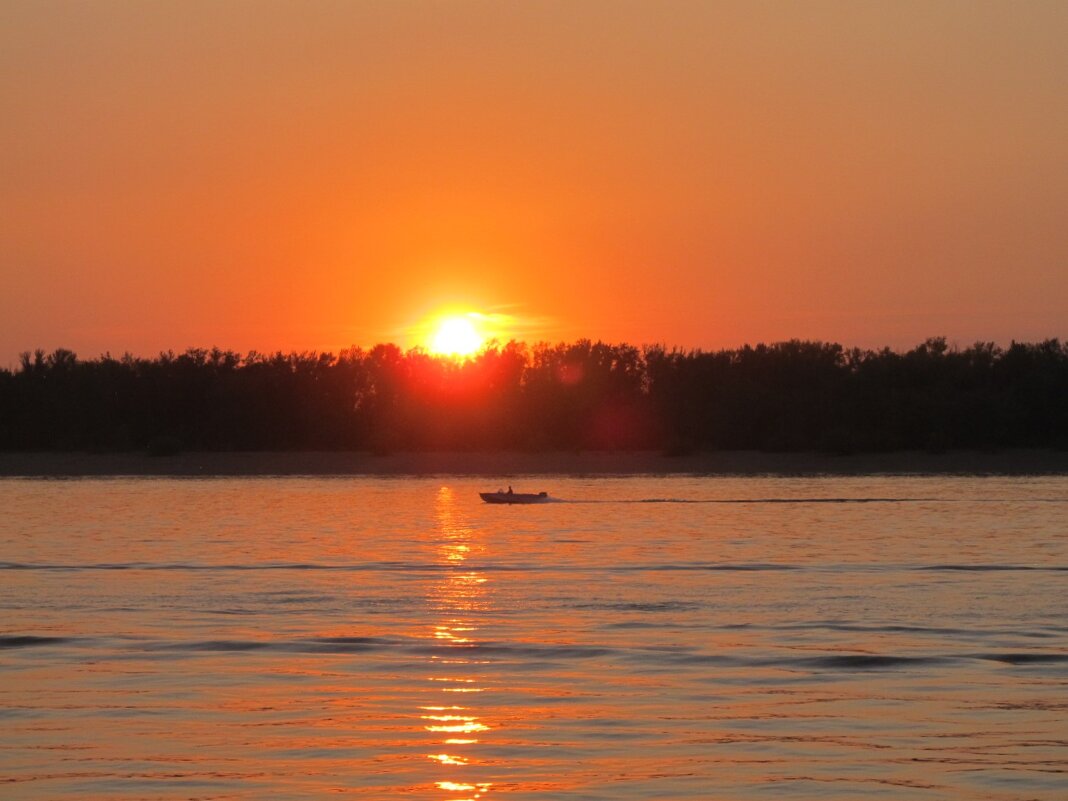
left=2, top=1, right=1067, bottom=364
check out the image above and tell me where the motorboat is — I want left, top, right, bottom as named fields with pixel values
left=479, top=490, right=549, bottom=504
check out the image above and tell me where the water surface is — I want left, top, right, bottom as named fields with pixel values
left=2, top=476, right=1066, bottom=799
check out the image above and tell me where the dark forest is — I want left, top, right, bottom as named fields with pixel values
left=2, top=338, right=1066, bottom=454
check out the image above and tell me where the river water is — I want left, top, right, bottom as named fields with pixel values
left=1, top=475, right=1066, bottom=799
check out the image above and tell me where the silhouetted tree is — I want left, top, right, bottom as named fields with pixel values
left=1, top=338, right=1065, bottom=453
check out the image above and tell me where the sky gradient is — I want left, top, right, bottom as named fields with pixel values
left=2, top=1, right=1067, bottom=364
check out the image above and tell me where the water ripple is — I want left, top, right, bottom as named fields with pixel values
left=3, top=633, right=1065, bottom=671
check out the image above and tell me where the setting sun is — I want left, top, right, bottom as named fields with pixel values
left=429, top=315, right=484, bottom=357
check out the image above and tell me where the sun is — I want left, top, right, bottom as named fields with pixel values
left=429, top=314, right=484, bottom=358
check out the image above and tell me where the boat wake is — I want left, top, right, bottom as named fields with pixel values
left=546, top=496, right=1068, bottom=504
left=552, top=497, right=939, bottom=504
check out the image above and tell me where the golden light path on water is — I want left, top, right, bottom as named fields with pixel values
left=422, top=487, right=494, bottom=800
left=3, top=477, right=1068, bottom=799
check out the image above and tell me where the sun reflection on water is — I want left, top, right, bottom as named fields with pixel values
left=423, top=487, right=495, bottom=799
left=435, top=781, right=493, bottom=801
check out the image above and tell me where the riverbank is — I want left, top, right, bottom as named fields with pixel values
left=2, top=449, right=1068, bottom=477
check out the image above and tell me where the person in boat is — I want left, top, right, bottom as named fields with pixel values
left=507, top=485, right=513, bottom=494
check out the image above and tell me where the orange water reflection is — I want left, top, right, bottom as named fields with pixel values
left=423, top=487, right=494, bottom=799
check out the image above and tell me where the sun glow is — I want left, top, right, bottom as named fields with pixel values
left=429, top=314, right=484, bottom=357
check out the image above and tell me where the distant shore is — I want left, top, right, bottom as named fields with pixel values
left=2, top=449, right=1067, bottom=477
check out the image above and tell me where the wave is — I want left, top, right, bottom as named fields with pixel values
left=0, top=561, right=480, bottom=572
left=764, top=622, right=1064, bottom=638
left=783, top=654, right=952, bottom=669
left=972, top=652, right=1068, bottom=665
left=919, top=564, right=1068, bottom=572
left=0, top=635, right=69, bottom=648
left=568, top=601, right=702, bottom=612
left=0, top=560, right=800, bottom=573
left=4, top=561, right=1066, bottom=574
left=4, top=633, right=1065, bottom=673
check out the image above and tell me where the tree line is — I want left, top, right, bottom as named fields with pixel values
left=1, top=337, right=1065, bottom=453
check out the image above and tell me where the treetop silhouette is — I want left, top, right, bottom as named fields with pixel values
left=2, top=338, right=1065, bottom=453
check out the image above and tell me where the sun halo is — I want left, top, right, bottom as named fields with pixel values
left=429, top=315, right=484, bottom=358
